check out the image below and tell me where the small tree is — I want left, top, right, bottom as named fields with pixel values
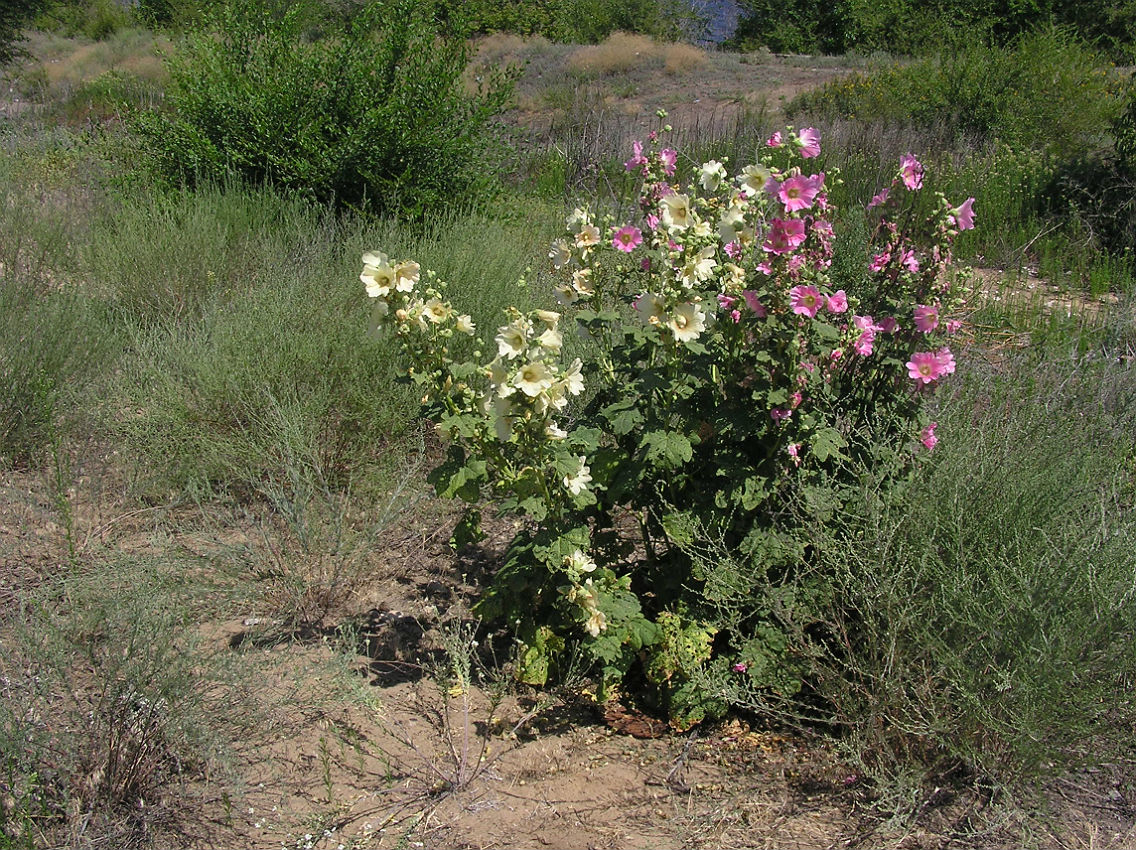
left=135, top=0, right=515, bottom=218
left=1, top=0, right=49, bottom=67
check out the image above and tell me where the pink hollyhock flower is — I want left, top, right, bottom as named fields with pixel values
left=771, top=408, right=792, bottom=422
left=900, top=154, right=924, bottom=190
left=660, top=148, right=678, bottom=176
left=796, top=127, right=821, bottom=158
left=742, top=290, right=767, bottom=316
left=717, top=293, right=738, bottom=310
left=790, top=391, right=803, bottom=408
left=826, top=290, right=848, bottom=313
left=906, top=351, right=941, bottom=383
left=778, top=174, right=823, bottom=212
left=766, top=131, right=782, bottom=148
left=950, top=197, right=976, bottom=231
left=731, top=309, right=741, bottom=322
left=867, top=187, right=889, bottom=209
left=756, top=261, right=773, bottom=275
left=900, top=248, right=920, bottom=272
left=723, top=241, right=742, bottom=259
left=944, top=319, right=962, bottom=334
left=936, top=347, right=956, bottom=376
left=789, top=285, right=823, bottom=317
left=830, top=348, right=844, bottom=361
left=853, top=330, right=875, bottom=356
left=624, top=140, right=647, bottom=173
left=869, top=251, right=890, bottom=272
left=913, top=303, right=939, bottom=332
left=763, top=218, right=807, bottom=255
left=877, top=316, right=898, bottom=333
left=612, top=224, right=642, bottom=252
left=787, top=442, right=800, bottom=457
left=645, top=213, right=660, bottom=231
left=732, top=661, right=749, bottom=672
left=920, top=422, right=938, bottom=451
left=852, top=314, right=878, bottom=332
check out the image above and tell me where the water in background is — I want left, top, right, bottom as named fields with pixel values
left=693, top=0, right=742, bottom=44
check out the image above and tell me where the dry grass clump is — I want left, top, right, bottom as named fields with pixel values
left=568, top=32, right=661, bottom=77
left=662, top=41, right=707, bottom=74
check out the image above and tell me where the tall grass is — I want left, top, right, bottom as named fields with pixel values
left=706, top=336, right=1136, bottom=793
left=104, top=182, right=562, bottom=498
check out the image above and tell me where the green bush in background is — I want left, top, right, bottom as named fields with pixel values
left=133, top=0, right=515, bottom=218
left=732, top=0, right=1136, bottom=60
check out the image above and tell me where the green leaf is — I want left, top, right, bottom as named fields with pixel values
left=601, top=402, right=644, bottom=436
left=810, top=426, right=849, bottom=463
left=641, top=430, right=693, bottom=469
left=450, top=508, right=484, bottom=549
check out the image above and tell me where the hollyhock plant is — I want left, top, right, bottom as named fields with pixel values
left=360, top=122, right=973, bottom=728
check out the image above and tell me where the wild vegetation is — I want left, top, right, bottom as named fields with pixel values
left=1, top=1, right=1135, bottom=848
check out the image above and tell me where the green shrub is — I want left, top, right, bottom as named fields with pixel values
left=788, top=27, right=1125, bottom=158
left=134, top=0, right=515, bottom=218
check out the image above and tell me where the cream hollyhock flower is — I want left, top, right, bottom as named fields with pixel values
left=554, top=283, right=580, bottom=305
left=537, top=327, right=563, bottom=352
left=361, top=251, right=397, bottom=297
left=719, top=204, right=746, bottom=243
left=562, top=358, right=585, bottom=396
left=739, top=163, right=772, bottom=196
left=679, top=246, right=717, bottom=288
left=423, top=298, right=452, bottom=324
left=667, top=302, right=706, bottom=342
left=549, top=239, right=573, bottom=270
left=566, top=549, right=597, bottom=574
left=563, top=456, right=592, bottom=495
left=534, top=309, right=560, bottom=328
left=545, top=420, right=568, bottom=440
left=514, top=360, right=555, bottom=397
left=455, top=314, right=475, bottom=335
left=488, top=360, right=515, bottom=396
left=575, top=223, right=601, bottom=250
left=394, top=260, right=419, bottom=292
left=495, top=319, right=530, bottom=359
left=661, top=193, right=692, bottom=232
left=571, top=268, right=595, bottom=296
left=635, top=291, right=667, bottom=326
left=584, top=608, right=608, bottom=637
left=490, top=395, right=515, bottom=442
left=721, top=263, right=747, bottom=292
left=565, top=207, right=588, bottom=234
left=699, top=159, right=727, bottom=192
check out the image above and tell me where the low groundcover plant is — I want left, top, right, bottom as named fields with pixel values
left=360, top=123, right=975, bottom=727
